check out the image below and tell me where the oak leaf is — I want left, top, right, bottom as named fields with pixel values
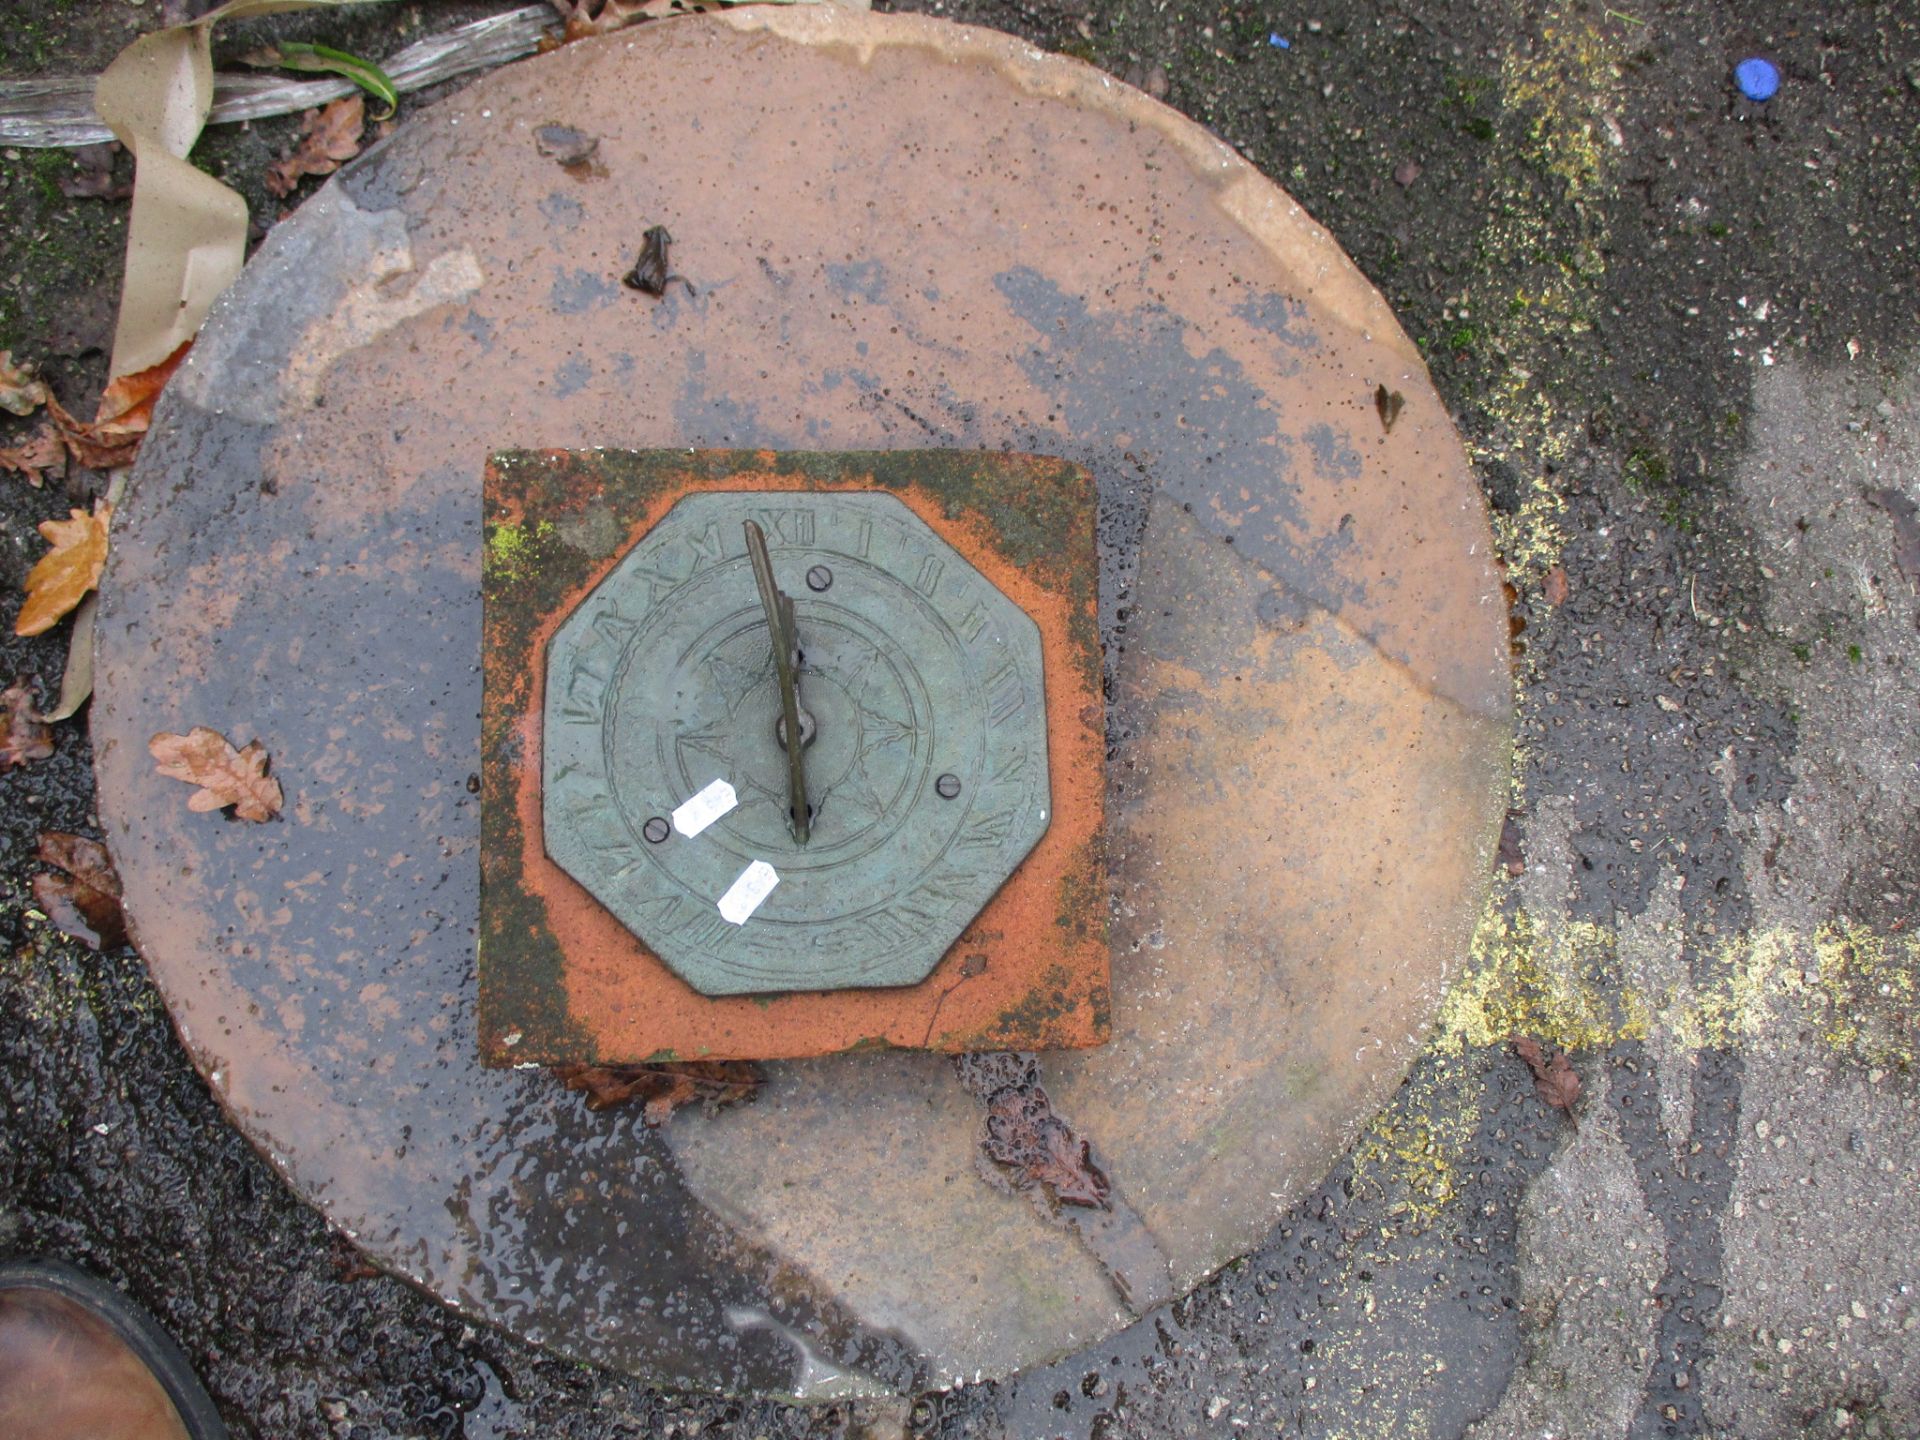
left=983, top=1085, right=1112, bottom=1209
left=0, top=426, right=65, bottom=487
left=15, top=503, right=111, bottom=637
left=1, top=679, right=54, bottom=770
left=149, top=726, right=284, bottom=822
left=0, top=351, right=50, bottom=418
left=548, top=0, right=685, bottom=42
left=47, top=342, right=191, bottom=471
left=1510, top=1035, right=1581, bottom=1126
left=60, top=143, right=132, bottom=202
left=265, top=96, right=365, bottom=198
left=32, top=832, right=126, bottom=951
left=553, top=1059, right=760, bottom=1123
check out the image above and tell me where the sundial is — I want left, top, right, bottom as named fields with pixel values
left=481, top=451, right=1107, bottom=1059
left=90, top=4, right=1511, bottom=1403
left=539, top=490, right=1050, bottom=997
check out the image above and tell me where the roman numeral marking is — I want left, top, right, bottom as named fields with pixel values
left=914, top=555, right=945, bottom=598
left=983, top=657, right=1025, bottom=727
left=751, top=507, right=816, bottom=545
left=957, top=810, right=1016, bottom=852
left=560, top=654, right=611, bottom=725
left=673, top=905, right=737, bottom=950
left=631, top=563, right=689, bottom=603
left=686, top=521, right=728, bottom=571
left=853, top=518, right=873, bottom=559
left=990, top=749, right=1026, bottom=786
left=563, top=787, right=643, bottom=876
left=955, top=605, right=988, bottom=643
left=863, top=909, right=922, bottom=948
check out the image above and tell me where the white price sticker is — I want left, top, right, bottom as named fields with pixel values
left=672, top=777, right=738, bottom=838
left=717, top=860, right=780, bottom=925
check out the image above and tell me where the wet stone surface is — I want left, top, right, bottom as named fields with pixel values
left=85, top=6, right=1506, bottom=1401
left=14, top=0, right=1912, bottom=1436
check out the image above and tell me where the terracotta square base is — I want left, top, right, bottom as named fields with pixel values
left=479, top=449, right=1108, bottom=1063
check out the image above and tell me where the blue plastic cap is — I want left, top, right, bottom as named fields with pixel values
left=1734, top=57, right=1780, bottom=102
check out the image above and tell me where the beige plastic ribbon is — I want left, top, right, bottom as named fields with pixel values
left=96, top=2, right=391, bottom=380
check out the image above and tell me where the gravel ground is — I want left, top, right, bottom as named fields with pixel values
left=3, top=1, right=1917, bottom=1438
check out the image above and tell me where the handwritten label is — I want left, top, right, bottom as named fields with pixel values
left=672, top=778, right=738, bottom=837
left=718, top=860, right=780, bottom=925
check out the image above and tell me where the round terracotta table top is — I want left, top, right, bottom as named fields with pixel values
left=93, top=5, right=1510, bottom=1397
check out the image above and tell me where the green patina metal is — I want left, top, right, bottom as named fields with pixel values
left=507, top=466, right=1057, bottom=999
left=542, top=488, right=1050, bottom=996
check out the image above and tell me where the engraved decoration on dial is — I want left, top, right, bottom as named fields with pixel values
left=541, top=491, right=1051, bottom=996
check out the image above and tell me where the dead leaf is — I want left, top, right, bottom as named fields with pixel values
left=265, top=95, right=365, bottom=198
left=983, top=1085, right=1111, bottom=1209
left=547, top=0, right=699, bottom=42
left=552, top=1059, right=760, bottom=1123
left=0, top=679, right=55, bottom=771
left=148, top=726, right=284, bottom=822
left=46, top=342, right=192, bottom=471
left=0, top=352, right=51, bottom=417
left=60, top=143, right=133, bottom=202
left=1374, top=383, right=1405, bottom=434
left=15, top=503, right=111, bottom=637
left=534, top=123, right=606, bottom=179
left=1865, top=488, right=1920, bottom=591
left=33, top=832, right=127, bottom=951
left=1510, top=1035, right=1581, bottom=1126
left=1543, top=564, right=1570, bottom=606
left=1496, top=812, right=1525, bottom=876
left=0, top=427, right=67, bottom=487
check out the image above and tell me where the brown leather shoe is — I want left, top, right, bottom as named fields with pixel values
left=0, top=1260, right=227, bottom=1440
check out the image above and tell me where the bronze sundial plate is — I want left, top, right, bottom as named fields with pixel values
left=479, top=448, right=1108, bottom=1062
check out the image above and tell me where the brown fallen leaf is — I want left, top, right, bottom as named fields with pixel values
left=0, top=351, right=51, bottom=417
left=46, top=342, right=192, bottom=471
left=15, top=502, right=111, bottom=637
left=534, top=123, right=607, bottom=179
left=1510, top=1035, right=1581, bottom=1126
left=60, top=143, right=133, bottom=202
left=148, top=726, right=284, bottom=822
left=1375, top=382, right=1405, bottom=434
left=1496, top=812, right=1525, bottom=877
left=0, top=426, right=66, bottom=487
left=1543, top=564, right=1570, bottom=606
left=1865, top=487, right=1920, bottom=591
left=32, top=832, right=127, bottom=951
left=547, top=0, right=688, bottom=42
left=266, top=96, right=366, bottom=199
left=552, top=1059, right=760, bottom=1124
left=983, top=1084, right=1112, bottom=1209
left=1, top=679, right=54, bottom=771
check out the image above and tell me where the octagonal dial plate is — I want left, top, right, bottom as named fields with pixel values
left=542, top=491, right=1051, bottom=995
